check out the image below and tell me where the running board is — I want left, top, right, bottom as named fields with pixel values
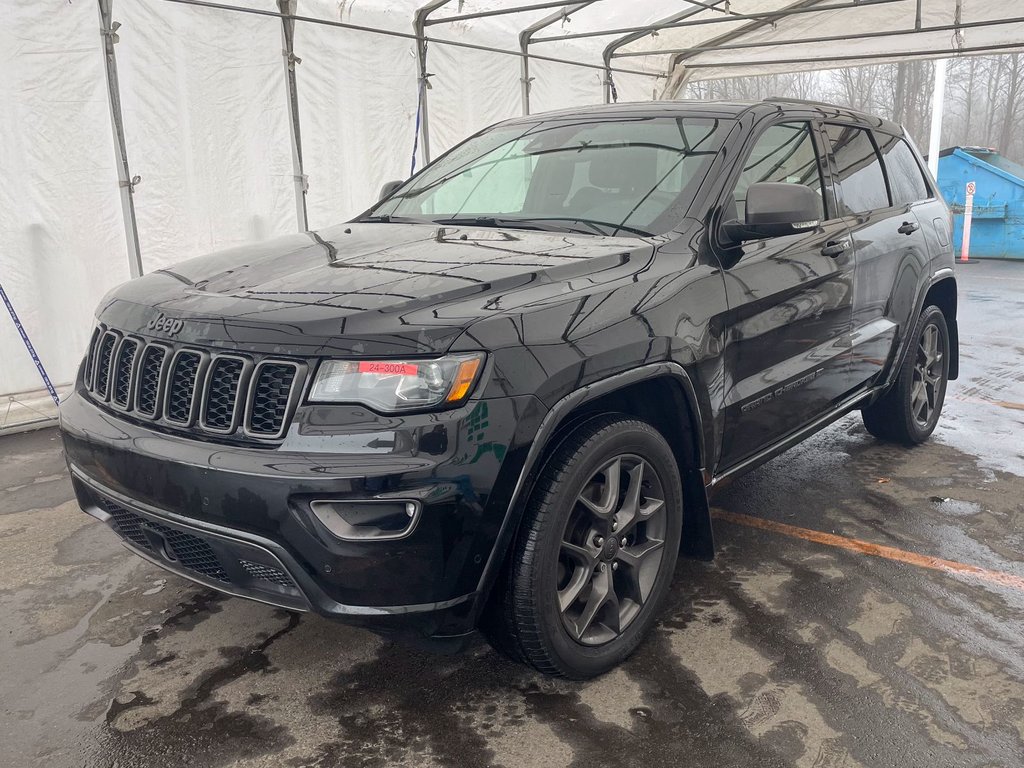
left=710, top=388, right=878, bottom=488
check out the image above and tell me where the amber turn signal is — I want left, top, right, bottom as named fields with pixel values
left=446, top=357, right=483, bottom=403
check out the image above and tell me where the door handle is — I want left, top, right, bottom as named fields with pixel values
left=897, top=221, right=920, bottom=235
left=821, top=239, right=849, bottom=257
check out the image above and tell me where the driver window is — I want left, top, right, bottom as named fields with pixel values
left=731, top=122, right=827, bottom=221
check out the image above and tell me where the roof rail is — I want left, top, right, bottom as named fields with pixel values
left=761, top=96, right=828, bottom=105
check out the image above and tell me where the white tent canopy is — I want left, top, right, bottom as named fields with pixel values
left=2, top=0, right=1023, bottom=430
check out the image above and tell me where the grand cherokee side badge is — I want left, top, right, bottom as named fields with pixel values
left=146, top=312, right=185, bottom=337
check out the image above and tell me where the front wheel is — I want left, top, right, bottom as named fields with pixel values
left=862, top=304, right=950, bottom=445
left=484, top=415, right=683, bottom=678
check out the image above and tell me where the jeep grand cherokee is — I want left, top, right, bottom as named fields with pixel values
left=61, top=100, right=958, bottom=678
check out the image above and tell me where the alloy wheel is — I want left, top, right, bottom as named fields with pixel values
left=556, top=454, right=667, bottom=646
left=911, top=321, right=944, bottom=426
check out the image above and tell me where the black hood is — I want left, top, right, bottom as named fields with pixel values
left=97, top=222, right=654, bottom=358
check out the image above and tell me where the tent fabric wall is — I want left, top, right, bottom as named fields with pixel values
left=1, top=0, right=129, bottom=403
left=295, top=5, right=419, bottom=229
left=115, top=0, right=297, bottom=271
left=0, top=0, right=657, bottom=428
left=2, top=0, right=1023, bottom=431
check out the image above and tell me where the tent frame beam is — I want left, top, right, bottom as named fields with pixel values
left=413, top=1, right=451, bottom=166
left=601, top=1, right=729, bottom=103
left=618, top=15, right=1022, bottom=59
left=160, top=0, right=661, bottom=78
left=519, top=2, right=598, bottom=115
left=678, top=40, right=1024, bottom=70
left=534, top=0, right=905, bottom=43
left=97, top=0, right=144, bottom=279
left=426, top=0, right=596, bottom=26
left=278, top=0, right=309, bottom=231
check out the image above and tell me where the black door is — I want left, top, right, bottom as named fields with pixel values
left=715, top=120, right=855, bottom=471
left=822, top=125, right=932, bottom=389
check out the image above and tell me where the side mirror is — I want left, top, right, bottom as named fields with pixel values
left=723, top=182, right=821, bottom=242
left=378, top=179, right=404, bottom=202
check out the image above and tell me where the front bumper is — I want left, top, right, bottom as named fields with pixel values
left=61, top=388, right=544, bottom=640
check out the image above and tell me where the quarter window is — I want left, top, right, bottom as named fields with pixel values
left=824, top=124, right=890, bottom=214
left=877, top=135, right=931, bottom=205
left=731, top=122, right=827, bottom=221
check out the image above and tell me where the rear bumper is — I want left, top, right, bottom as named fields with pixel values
left=61, top=387, right=545, bottom=640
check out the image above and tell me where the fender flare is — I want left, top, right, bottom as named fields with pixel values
left=473, top=361, right=715, bottom=614
left=880, top=267, right=959, bottom=395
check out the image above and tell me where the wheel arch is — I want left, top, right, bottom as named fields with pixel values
left=880, top=269, right=959, bottom=399
left=474, top=362, right=715, bottom=620
left=923, top=275, right=959, bottom=380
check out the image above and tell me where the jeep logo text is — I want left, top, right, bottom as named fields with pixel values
left=146, top=313, right=185, bottom=337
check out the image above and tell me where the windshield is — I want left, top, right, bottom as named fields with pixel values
left=367, top=116, right=729, bottom=237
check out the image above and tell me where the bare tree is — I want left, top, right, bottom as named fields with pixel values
left=679, top=53, right=1024, bottom=165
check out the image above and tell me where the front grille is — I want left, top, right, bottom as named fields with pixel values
left=112, top=339, right=140, bottom=408
left=83, top=325, right=303, bottom=442
left=94, top=332, right=119, bottom=398
left=202, top=357, right=246, bottom=431
left=97, top=498, right=230, bottom=582
left=84, top=327, right=101, bottom=389
left=247, top=362, right=299, bottom=438
left=136, top=345, right=167, bottom=417
left=165, top=351, right=202, bottom=424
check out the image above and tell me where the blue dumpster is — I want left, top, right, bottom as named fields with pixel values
left=936, top=147, right=1024, bottom=260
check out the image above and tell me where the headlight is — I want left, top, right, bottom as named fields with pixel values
left=308, top=353, right=485, bottom=412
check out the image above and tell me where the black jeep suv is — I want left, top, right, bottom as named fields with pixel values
left=61, top=99, right=958, bottom=678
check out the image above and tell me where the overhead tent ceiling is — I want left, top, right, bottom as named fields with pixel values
left=391, top=0, right=1024, bottom=88
left=171, top=0, right=1024, bottom=94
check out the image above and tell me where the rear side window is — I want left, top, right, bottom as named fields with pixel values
left=824, top=124, right=889, bottom=214
left=876, top=135, right=931, bottom=205
left=731, top=121, right=827, bottom=221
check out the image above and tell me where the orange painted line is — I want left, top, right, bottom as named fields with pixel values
left=712, top=510, right=1024, bottom=593
left=952, top=394, right=1024, bottom=412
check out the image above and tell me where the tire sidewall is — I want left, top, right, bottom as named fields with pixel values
left=901, top=305, right=950, bottom=442
left=526, top=421, right=683, bottom=678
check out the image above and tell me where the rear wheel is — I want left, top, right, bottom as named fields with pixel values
left=862, top=304, right=949, bottom=445
left=484, top=415, right=683, bottom=678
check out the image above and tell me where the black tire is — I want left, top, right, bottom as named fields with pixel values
left=862, top=304, right=950, bottom=445
left=484, top=415, right=683, bottom=679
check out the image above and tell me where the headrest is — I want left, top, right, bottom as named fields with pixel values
left=587, top=146, right=658, bottom=191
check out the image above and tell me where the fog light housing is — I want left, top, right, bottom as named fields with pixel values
left=309, top=500, right=420, bottom=541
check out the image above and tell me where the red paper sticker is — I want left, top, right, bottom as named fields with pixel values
left=358, top=361, right=419, bottom=376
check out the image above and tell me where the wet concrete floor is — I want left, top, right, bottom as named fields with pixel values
left=1, top=260, right=1023, bottom=767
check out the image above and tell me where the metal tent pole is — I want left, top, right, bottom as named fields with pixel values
left=678, top=41, right=1024, bottom=70
left=97, top=0, right=144, bottom=279
left=534, top=0, right=905, bottom=43
left=928, top=58, right=948, bottom=179
left=428, top=0, right=595, bottom=25
left=278, top=0, right=308, bottom=231
left=160, top=1, right=662, bottom=80
left=413, top=1, right=451, bottom=167
left=601, top=1, right=729, bottom=104
left=519, top=2, right=597, bottom=115
left=616, top=16, right=1024, bottom=59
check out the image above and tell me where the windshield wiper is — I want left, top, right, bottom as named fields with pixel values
left=357, top=214, right=431, bottom=224
left=432, top=216, right=652, bottom=237
left=433, top=216, right=547, bottom=231
left=502, top=217, right=653, bottom=237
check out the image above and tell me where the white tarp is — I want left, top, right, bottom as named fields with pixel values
left=2, top=0, right=129, bottom=421
left=2, top=0, right=1023, bottom=429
